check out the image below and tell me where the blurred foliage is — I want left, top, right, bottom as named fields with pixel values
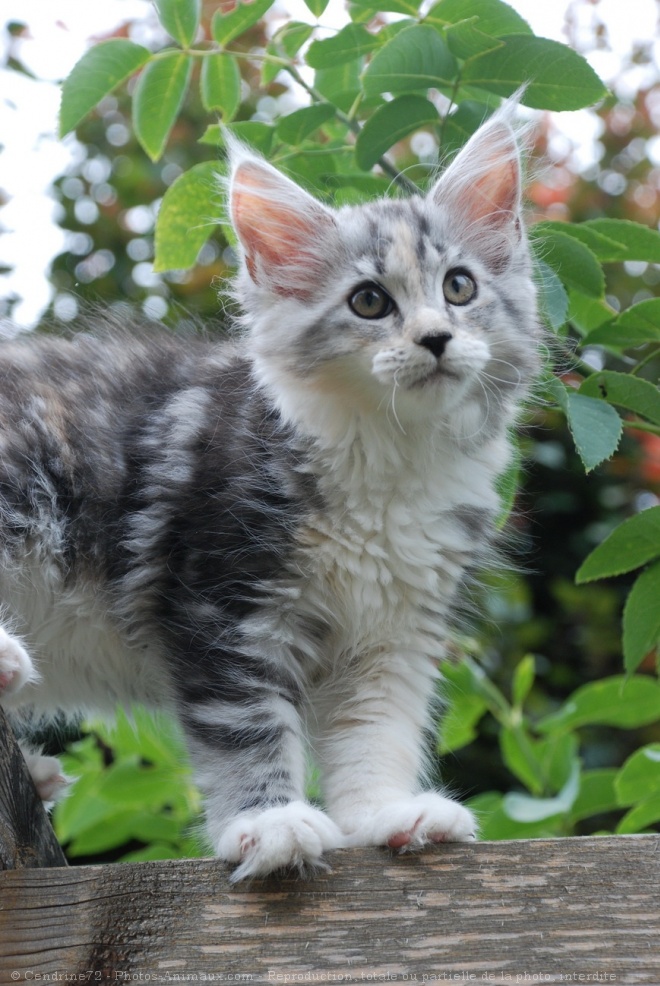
left=3, top=0, right=660, bottom=859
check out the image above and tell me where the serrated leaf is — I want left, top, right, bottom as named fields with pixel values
left=615, top=744, right=660, bottom=804
left=350, top=0, right=420, bottom=15
left=154, top=160, right=220, bottom=272
left=568, top=291, right=617, bottom=334
left=537, top=676, right=660, bottom=735
left=362, top=25, right=457, bottom=97
left=623, top=561, right=660, bottom=674
left=536, top=260, right=569, bottom=332
left=200, top=53, right=241, bottom=120
left=307, top=24, right=380, bottom=69
left=355, top=94, right=439, bottom=170
left=133, top=52, right=192, bottom=161
left=212, top=0, right=275, bottom=46
left=315, top=60, right=362, bottom=114
left=218, top=121, right=275, bottom=155
left=425, top=0, right=532, bottom=37
left=276, top=104, right=336, bottom=146
left=584, top=299, right=660, bottom=348
left=550, top=380, right=622, bottom=473
left=444, top=19, right=504, bottom=60
left=440, top=101, right=493, bottom=156
left=582, top=219, right=660, bottom=263
left=580, top=371, right=660, bottom=427
left=59, top=39, right=151, bottom=137
left=576, top=506, right=660, bottom=584
left=462, top=35, right=607, bottom=111
left=532, top=225, right=604, bottom=298
left=154, top=0, right=201, bottom=47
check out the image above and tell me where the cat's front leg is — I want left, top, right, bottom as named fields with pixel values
left=177, top=667, right=343, bottom=881
left=315, top=651, right=477, bottom=850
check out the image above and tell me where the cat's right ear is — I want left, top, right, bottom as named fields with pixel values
left=228, top=142, right=337, bottom=298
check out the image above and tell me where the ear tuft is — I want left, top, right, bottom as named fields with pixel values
left=431, top=100, right=528, bottom=270
left=228, top=142, right=336, bottom=298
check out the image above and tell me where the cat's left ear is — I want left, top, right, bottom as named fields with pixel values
left=229, top=143, right=337, bottom=298
left=430, top=109, right=523, bottom=269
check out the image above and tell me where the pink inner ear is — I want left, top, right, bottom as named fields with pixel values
left=231, top=161, right=335, bottom=294
left=464, top=155, right=519, bottom=228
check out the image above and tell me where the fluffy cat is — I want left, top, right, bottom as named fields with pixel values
left=0, top=103, right=540, bottom=880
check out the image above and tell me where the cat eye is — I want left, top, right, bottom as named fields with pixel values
left=443, top=269, right=477, bottom=306
left=348, top=283, right=394, bottom=320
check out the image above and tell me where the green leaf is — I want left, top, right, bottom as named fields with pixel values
left=99, top=760, right=183, bottom=807
left=616, top=792, right=660, bottom=834
left=580, top=372, right=660, bottom=428
left=579, top=219, right=660, bottom=263
left=614, top=744, right=660, bottom=804
left=512, top=655, right=535, bottom=707
left=307, top=24, right=380, bottom=69
left=154, top=0, right=201, bottom=47
left=462, top=35, right=607, bottom=111
left=424, top=0, right=532, bottom=37
left=549, top=380, right=622, bottom=473
left=302, top=0, right=330, bottom=16
left=438, top=660, right=488, bottom=753
left=532, top=226, right=604, bottom=298
left=536, top=260, right=569, bottom=332
left=315, top=60, right=362, bottom=114
left=133, top=52, right=192, bottom=161
left=537, top=676, right=660, bottom=735
left=200, top=53, right=241, bottom=120
left=568, top=768, right=619, bottom=824
left=350, top=0, right=420, bottom=16
left=584, top=299, right=660, bottom=348
left=469, top=792, right=565, bottom=840
left=212, top=0, right=275, bottom=46
left=355, top=94, right=439, bottom=170
left=568, top=292, right=616, bottom=335
left=444, top=19, right=504, bottom=61
left=154, top=160, right=220, bottom=272
left=263, top=22, right=314, bottom=86
left=503, top=761, right=580, bottom=822
left=623, top=561, right=660, bottom=674
left=576, top=506, right=660, bottom=583
left=494, top=435, right=520, bottom=529
left=362, top=25, right=458, bottom=97
left=59, top=39, right=151, bottom=137
left=276, top=104, right=336, bottom=146
left=440, top=101, right=493, bottom=156
left=204, top=121, right=275, bottom=155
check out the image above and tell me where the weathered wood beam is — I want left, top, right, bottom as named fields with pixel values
left=0, top=706, right=67, bottom=870
left=1, top=835, right=658, bottom=984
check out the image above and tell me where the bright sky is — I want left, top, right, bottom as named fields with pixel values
left=0, top=0, right=658, bottom=326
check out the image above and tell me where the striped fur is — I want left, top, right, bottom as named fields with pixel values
left=0, top=105, right=540, bottom=878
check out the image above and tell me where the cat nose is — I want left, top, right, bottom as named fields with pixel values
left=417, top=333, right=452, bottom=359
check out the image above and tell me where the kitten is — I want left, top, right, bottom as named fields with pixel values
left=0, top=103, right=540, bottom=880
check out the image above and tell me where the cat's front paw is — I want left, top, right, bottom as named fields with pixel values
left=350, top=792, right=477, bottom=850
left=218, top=801, right=345, bottom=882
left=19, top=745, right=71, bottom=805
left=0, top=629, right=36, bottom=698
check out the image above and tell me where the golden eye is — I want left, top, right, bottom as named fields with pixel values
left=443, top=269, right=477, bottom=306
left=349, top=283, right=394, bottom=319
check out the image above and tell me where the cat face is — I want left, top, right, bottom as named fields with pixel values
left=228, top=108, right=540, bottom=432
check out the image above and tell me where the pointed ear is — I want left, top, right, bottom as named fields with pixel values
left=431, top=113, right=523, bottom=270
left=229, top=146, right=337, bottom=298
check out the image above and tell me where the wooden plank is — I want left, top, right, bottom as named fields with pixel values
left=0, top=707, right=67, bottom=870
left=0, top=835, right=658, bottom=984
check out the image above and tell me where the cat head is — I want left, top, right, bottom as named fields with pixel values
left=227, top=104, right=541, bottom=440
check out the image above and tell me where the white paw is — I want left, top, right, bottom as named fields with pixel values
left=19, top=745, right=71, bottom=805
left=0, top=629, right=37, bottom=697
left=348, top=792, right=477, bottom=849
left=217, top=801, right=345, bottom=882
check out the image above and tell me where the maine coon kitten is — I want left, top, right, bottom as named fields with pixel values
left=0, top=104, right=540, bottom=880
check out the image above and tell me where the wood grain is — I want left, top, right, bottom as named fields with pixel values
left=1, top=835, right=658, bottom=985
left=0, top=706, right=67, bottom=870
